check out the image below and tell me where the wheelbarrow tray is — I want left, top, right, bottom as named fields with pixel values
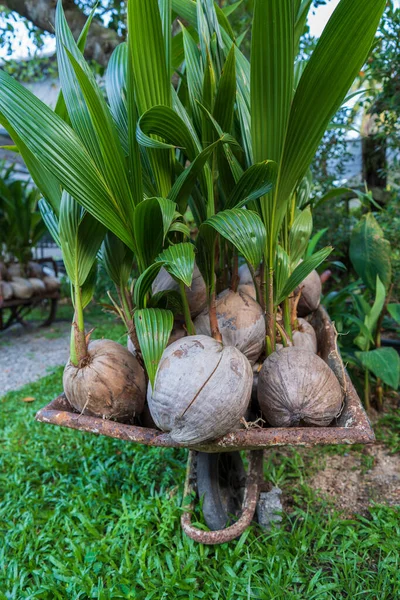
left=35, top=307, right=375, bottom=452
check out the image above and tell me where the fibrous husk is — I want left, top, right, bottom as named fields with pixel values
left=258, top=347, right=343, bottom=427
left=296, top=269, right=321, bottom=317
left=127, top=323, right=186, bottom=356
left=28, top=278, right=46, bottom=295
left=8, top=263, right=23, bottom=278
left=63, top=339, right=146, bottom=421
left=237, top=263, right=260, bottom=301
left=152, top=264, right=207, bottom=317
left=148, top=335, right=253, bottom=444
left=10, top=277, right=34, bottom=299
left=194, top=289, right=265, bottom=364
left=28, top=261, right=44, bottom=279
left=292, top=318, right=317, bottom=353
left=43, top=276, right=61, bottom=292
left=0, top=280, right=13, bottom=300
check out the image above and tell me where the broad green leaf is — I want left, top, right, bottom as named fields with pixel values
left=38, top=198, right=60, bottom=247
left=251, top=0, right=294, bottom=257
left=59, top=192, right=105, bottom=288
left=134, top=308, right=174, bottom=387
left=213, top=44, right=236, bottom=133
left=65, top=48, right=136, bottom=217
left=128, top=0, right=170, bottom=113
left=168, top=135, right=231, bottom=220
left=313, top=187, right=353, bottom=209
left=54, top=1, right=97, bottom=123
left=387, top=304, right=400, bottom=326
left=157, top=242, right=195, bottom=287
left=56, top=1, right=103, bottom=166
left=106, top=43, right=129, bottom=153
left=356, top=348, right=400, bottom=390
left=289, top=206, right=313, bottom=266
left=278, top=0, right=386, bottom=204
left=134, top=262, right=166, bottom=309
left=137, top=105, right=198, bottom=160
left=0, top=71, right=135, bottom=250
left=182, top=24, right=204, bottom=130
left=221, top=1, right=243, bottom=18
left=225, top=161, right=278, bottom=210
left=128, top=0, right=171, bottom=196
left=365, top=276, right=386, bottom=338
left=200, top=208, right=266, bottom=269
left=350, top=213, right=392, bottom=291
left=159, top=0, right=172, bottom=74
left=0, top=117, right=62, bottom=215
left=276, top=247, right=332, bottom=305
left=306, top=228, right=328, bottom=257
left=294, top=0, right=312, bottom=51
left=133, top=197, right=175, bottom=270
left=355, top=276, right=386, bottom=351
left=81, top=260, right=98, bottom=309
left=101, top=232, right=134, bottom=289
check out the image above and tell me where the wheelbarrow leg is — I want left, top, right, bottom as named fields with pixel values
left=181, top=450, right=264, bottom=545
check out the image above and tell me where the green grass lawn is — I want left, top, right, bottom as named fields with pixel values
left=1, top=307, right=399, bottom=599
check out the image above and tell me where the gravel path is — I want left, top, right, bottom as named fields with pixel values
left=0, top=321, right=71, bottom=395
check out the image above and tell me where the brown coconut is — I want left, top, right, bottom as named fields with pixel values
left=194, top=289, right=265, bottom=364
left=127, top=323, right=186, bottom=356
left=7, top=263, right=23, bottom=278
left=152, top=264, right=207, bottom=317
left=0, top=280, right=13, bottom=300
left=28, top=261, right=44, bottom=279
left=258, top=347, right=343, bottom=427
left=148, top=335, right=253, bottom=444
left=63, top=339, right=146, bottom=421
left=43, top=276, right=61, bottom=292
left=28, top=278, right=46, bottom=295
left=10, top=277, right=34, bottom=299
left=296, top=269, right=321, bottom=317
left=292, top=318, right=317, bottom=353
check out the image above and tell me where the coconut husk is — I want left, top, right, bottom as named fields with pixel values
left=296, top=269, right=321, bottom=317
left=10, top=277, right=34, bottom=299
left=28, top=278, right=46, bottom=295
left=292, top=318, right=317, bottom=353
left=152, top=264, right=207, bottom=317
left=0, top=280, right=13, bottom=300
left=148, top=335, right=253, bottom=444
left=8, top=263, right=23, bottom=278
left=28, top=261, right=44, bottom=279
left=43, top=276, right=61, bottom=292
left=63, top=339, right=146, bottom=422
left=258, top=347, right=343, bottom=427
left=194, top=289, right=265, bottom=364
left=238, top=263, right=260, bottom=301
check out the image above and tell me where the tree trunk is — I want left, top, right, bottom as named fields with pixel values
left=2, top=0, right=121, bottom=67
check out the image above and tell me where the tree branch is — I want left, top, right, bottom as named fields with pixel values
left=1, top=0, right=121, bottom=66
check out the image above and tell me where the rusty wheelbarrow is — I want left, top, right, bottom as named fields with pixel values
left=36, top=307, right=374, bottom=544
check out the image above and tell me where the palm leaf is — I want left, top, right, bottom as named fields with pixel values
left=134, top=308, right=174, bottom=387
left=278, top=0, right=386, bottom=205
left=276, top=246, right=332, bottom=305
left=157, top=242, right=195, bottom=287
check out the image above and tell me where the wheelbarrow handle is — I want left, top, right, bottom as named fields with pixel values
left=181, top=449, right=264, bottom=545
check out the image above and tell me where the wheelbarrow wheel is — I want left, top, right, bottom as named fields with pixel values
left=196, top=452, right=247, bottom=531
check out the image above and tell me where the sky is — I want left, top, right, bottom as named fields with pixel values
left=0, top=0, right=346, bottom=61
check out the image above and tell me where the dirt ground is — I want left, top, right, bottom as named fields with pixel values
left=308, top=444, right=400, bottom=516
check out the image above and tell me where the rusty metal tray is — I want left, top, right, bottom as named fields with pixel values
left=35, top=307, right=374, bottom=451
